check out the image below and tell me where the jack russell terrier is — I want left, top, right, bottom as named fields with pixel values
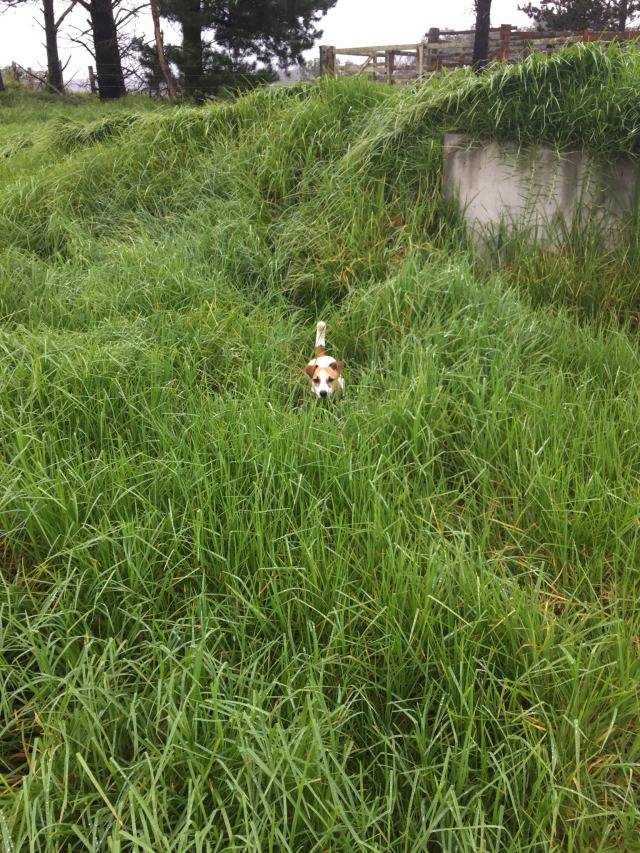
left=305, top=322, right=345, bottom=400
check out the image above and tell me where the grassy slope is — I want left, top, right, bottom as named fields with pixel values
left=1, top=46, right=639, bottom=851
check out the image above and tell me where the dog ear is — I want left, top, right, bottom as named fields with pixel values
left=304, top=364, right=317, bottom=378
left=333, top=360, right=345, bottom=374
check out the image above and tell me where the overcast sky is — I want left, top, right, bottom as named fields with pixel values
left=0, top=0, right=531, bottom=84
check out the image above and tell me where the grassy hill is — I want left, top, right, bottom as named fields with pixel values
left=1, top=44, right=639, bottom=851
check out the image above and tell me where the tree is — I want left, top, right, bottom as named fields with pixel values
left=72, top=0, right=126, bottom=99
left=149, top=0, right=177, bottom=99
left=130, top=36, right=165, bottom=94
left=162, top=0, right=208, bottom=100
left=160, top=0, right=338, bottom=101
left=518, top=0, right=640, bottom=31
left=0, top=0, right=76, bottom=92
left=472, top=0, right=492, bottom=69
left=0, top=67, right=4, bottom=91
left=42, top=0, right=74, bottom=91
left=300, top=55, right=321, bottom=78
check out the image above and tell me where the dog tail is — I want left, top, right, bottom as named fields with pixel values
left=314, top=321, right=326, bottom=357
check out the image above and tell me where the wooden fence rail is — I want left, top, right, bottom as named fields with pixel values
left=320, top=25, right=640, bottom=84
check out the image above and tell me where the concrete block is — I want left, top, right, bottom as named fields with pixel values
left=443, top=134, right=639, bottom=251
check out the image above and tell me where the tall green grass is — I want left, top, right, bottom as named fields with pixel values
left=1, top=50, right=639, bottom=851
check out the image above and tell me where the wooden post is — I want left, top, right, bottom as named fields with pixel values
left=497, top=24, right=511, bottom=61
left=426, top=28, right=440, bottom=73
left=385, top=50, right=394, bottom=84
left=417, top=43, right=424, bottom=78
left=88, top=66, right=97, bottom=94
left=319, top=45, right=335, bottom=76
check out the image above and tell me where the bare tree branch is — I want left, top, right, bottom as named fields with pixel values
left=56, top=0, right=79, bottom=30
left=114, top=1, right=148, bottom=27
left=65, top=32, right=96, bottom=60
left=0, top=0, right=29, bottom=12
left=12, top=60, right=64, bottom=94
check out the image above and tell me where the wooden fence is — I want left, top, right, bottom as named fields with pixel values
left=319, top=25, right=640, bottom=84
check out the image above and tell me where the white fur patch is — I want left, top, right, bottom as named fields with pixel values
left=307, top=355, right=344, bottom=398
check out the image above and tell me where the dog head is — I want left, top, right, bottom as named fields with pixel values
left=305, top=358, right=344, bottom=399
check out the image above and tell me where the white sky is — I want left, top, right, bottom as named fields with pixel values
left=0, top=0, right=531, bottom=84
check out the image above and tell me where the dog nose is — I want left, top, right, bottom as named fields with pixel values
left=319, top=390, right=328, bottom=398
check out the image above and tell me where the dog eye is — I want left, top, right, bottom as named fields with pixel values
left=328, top=377, right=334, bottom=383
left=313, top=377, right=320, bottom=384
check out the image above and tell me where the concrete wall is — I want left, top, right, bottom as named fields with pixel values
left=443, top=134, right=640, bottom=251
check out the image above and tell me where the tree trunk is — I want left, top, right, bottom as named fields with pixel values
left=43, top=0, right=64, bottom=93
left=472, top=0, right=492, bottom=71
left=89, top=0, right=126, bottom=100
left=181, top=0, right=206, bottom=103
left=149, top=0, right=178, bottom=101
left=0, top=68, right=5, bottom=93
left=618, top=0, right=629, bottom=30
